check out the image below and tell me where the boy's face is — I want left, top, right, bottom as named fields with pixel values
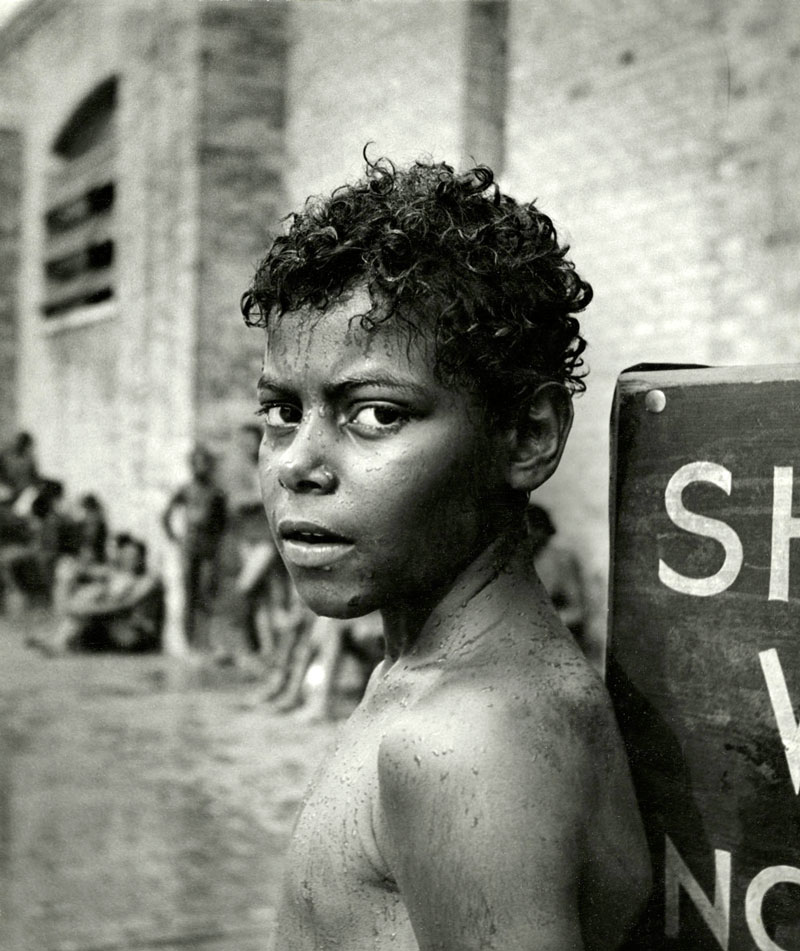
left=257, top=287, right=514, bottom=618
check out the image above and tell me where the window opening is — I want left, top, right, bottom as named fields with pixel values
left=42, top=77, right=117, bottom=319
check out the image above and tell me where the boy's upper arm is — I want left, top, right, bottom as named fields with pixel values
left=376, top=689, right=591, bottom=951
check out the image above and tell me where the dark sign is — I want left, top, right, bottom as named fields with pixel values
left=608, top=365, right=800, bottom=951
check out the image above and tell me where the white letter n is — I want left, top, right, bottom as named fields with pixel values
left=759, top=648, right=800, bottom=795
left=664, top=835, right=730, bottom=949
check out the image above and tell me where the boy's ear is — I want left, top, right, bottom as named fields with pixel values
left=505, top=383, right=574, bottom=493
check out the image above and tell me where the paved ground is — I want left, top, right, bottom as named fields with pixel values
left=0, top=609, right=345, bottom=951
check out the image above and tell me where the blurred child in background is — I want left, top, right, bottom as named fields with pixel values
left=162, top=445, right=227, bottom=652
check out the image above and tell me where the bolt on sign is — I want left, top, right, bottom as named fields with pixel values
left=607, top=364, right=800, bottom=951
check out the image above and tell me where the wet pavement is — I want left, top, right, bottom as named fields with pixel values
left=0, top=610, right=343, bottom=951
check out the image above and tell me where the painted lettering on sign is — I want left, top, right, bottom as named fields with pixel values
left=658, top=462, right=743, bottom=597
left=664, top=649, right=800, bottom=947
left=759, top=649, right=800, bottom=796
left=659, top=463, right=800, bottom=601
left=664, top=836, right=730, bottom=947
left=666, top=837, right=800, bottom=951
left=769, top=468, right=800, bottom=601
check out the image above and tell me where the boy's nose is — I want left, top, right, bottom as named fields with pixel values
left=276, top=420, right=338, bottom=495
left=278, top=460, right=337, bottom=494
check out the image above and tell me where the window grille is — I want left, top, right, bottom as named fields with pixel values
left=42, top=77, right=117, bottom=319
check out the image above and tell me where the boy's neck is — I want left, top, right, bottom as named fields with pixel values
left=381, top=524, right=530, bottom=663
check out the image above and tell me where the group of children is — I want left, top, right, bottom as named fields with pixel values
left=0, top=434, right=163, bottom=653
left=0, top=426, right=383, bottom=721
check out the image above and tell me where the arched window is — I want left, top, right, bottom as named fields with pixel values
left=42, top=77, right=117, bottom=318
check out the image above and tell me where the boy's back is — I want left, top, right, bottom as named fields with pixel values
left=275, top=537, right=649, bottom=951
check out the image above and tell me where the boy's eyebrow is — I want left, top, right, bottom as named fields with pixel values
left=257, top=372, right=429, bottom=397
left=328, top=374, right=428, bottom=396
left=256, top=372, right=289, bottom=393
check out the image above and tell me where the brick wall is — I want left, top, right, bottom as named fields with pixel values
left=196, top=1, right=288, bottom=455
left=0, top=126, right=21, bottom=446
left=0, top=0, right=205, bottom=549
left=0, top=0, right=291, bottom=554
left=284, top=0, right=468, bottom=208
left=503, top=0, right=800, bottom=647
left=114, top=0, right=203, bottom=540
left=0, top=0, right=134, bottom=529
left=463, top=0, right=509, bottom=174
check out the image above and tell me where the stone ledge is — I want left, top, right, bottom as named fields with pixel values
left=38, top=298, right=116, bottom=335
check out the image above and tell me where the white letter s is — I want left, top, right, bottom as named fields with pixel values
left=659, top=462, right=743, bottom=597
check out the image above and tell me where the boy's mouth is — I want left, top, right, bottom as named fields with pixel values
left=278, top=520, right=354, bottom=568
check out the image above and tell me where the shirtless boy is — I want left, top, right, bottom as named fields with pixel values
left=242, top=156, right=650, bottom=950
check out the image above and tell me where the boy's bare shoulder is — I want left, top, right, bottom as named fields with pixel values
left=372, top=634, right=644, bottom=949
left=380, top=634, right=614, bottom=798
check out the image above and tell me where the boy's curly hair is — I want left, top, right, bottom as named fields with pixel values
left=241, top=153, right=592, bottom=415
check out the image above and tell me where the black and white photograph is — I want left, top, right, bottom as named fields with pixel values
left=1, top=1, right=799, bottom=949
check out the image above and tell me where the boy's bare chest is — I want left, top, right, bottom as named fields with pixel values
left=295, top=714, right=385, bottom=874
left=275, top=698, right=418, bottom=949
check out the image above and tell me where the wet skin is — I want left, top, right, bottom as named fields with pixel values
left=256, top=287, right=513, bottom=629
left=257, top=289, right=651, bottom=950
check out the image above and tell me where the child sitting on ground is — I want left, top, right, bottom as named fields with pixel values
left=32, top=534, right=164, bottom=654
left=242, top=154, right=651, bottom=950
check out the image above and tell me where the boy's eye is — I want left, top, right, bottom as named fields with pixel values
left=258, top=403, right=302, bottom=429
left=349, top=404, right=409, bottom=432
